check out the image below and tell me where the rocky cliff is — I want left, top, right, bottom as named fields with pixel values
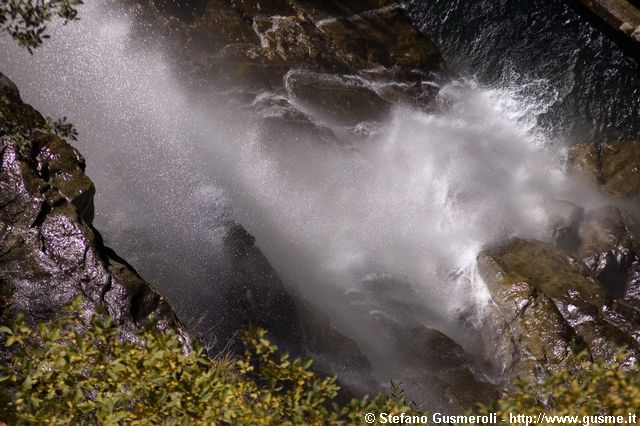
left=0, top=68, right=306, bottom=358
left=0, top=72, right=185, bottom=341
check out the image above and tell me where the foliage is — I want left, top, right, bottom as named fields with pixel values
left=0, top=299, right=415, bottom=425
left=4, top=300, right=638, bottom=425
left=44, top=116, right=78, bottom=141
left=0, top=89, right=78, bottom=153
left=475, top=351, right=640, bottom=423
left=0, top=0, right=83, bottom=52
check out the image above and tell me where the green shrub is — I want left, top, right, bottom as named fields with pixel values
left=3, top=299, right=638, bottom=425
left=0, top=300, right=415, bottom=425
left=0, top=0, right=83, bottom=52
left=475, top=352, right=640, bottom=424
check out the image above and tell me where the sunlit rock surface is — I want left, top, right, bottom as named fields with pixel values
left=479, top=229, right=640, bottom=383
left=569, top=140, right=640, bottom=199
left=479, top=140, right=640, bottom=383
left=0, top=73, right=185, bottom=342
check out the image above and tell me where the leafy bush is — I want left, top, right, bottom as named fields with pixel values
left=0, top=0, right=83, bottom=52
left=2, top=299, right=639, bottom=425
left=0, top=300, right=414, bottom=425
left=476, top=352, right=640, bottom=423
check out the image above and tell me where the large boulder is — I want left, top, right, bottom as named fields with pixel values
left=285, top=70, right=391, bottom=125
left=488, top=140, right=640, bottom=383
left=478, top=238, right=640, bottom=383
left=0, top=73, right=185, bottom=342
left=220, top=224, right=302, bottom=352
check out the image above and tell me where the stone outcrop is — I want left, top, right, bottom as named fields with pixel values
left=476, top=139, right=640, bottom=384
left=567, top=0, right=640, bottom=58
left=126, top=0, right=447, bottom=134
left=0, top=72, right=186, bottom=342
left=218, top=224, right=302, bottom=351
left=568, top=140, right=640, bottom=198
left=479, top=204, right=640, bottom=383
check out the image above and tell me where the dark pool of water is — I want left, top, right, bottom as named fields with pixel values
left=405, top=0, right=640, bottom=143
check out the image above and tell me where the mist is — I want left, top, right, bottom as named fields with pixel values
left=0, top=0, right=612, bottom=406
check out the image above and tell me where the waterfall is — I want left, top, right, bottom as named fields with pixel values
left=0, top=0, right=610, bottom=406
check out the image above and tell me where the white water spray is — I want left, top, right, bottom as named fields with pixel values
left=0, top=0, right=608, bottom=401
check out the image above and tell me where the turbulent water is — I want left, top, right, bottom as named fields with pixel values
left=406, top=0, right=640, bottom=143
left=0, top=0, right=633, bottom=407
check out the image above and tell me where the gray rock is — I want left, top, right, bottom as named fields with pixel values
left=220, top=224, right=302, bottom=350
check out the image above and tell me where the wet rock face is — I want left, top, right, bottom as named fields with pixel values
left=568, top=140, right=640, bottom=199
left=135, top=0, right=447, bottom=133
left=0, top=73, right=184, bottom=341
left=479, top=235, right=640, bottom=383
left=480, top=142, right=640, bottom=383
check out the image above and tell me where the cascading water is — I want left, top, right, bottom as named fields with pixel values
left=0, top=0, right=618, bottom=409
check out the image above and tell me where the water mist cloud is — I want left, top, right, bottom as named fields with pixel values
left=0, top=0, right=612, bottom=405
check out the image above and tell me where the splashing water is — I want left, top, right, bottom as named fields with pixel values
left=229, top=77, right=604, bottom=348
left=0, top=0, right=609, bottom=401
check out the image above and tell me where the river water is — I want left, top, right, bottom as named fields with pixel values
left=406, top=0, right=640, bottom=143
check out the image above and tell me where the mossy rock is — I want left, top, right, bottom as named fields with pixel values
left=0, top=72, right=186, bottom=345
left=478, top=238, right=640, bottom=382
left=480, top=238, right=604, bottom=309
left=568, top=141, right=640, bottom=199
